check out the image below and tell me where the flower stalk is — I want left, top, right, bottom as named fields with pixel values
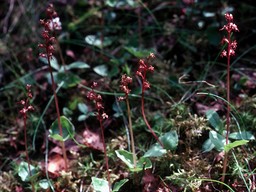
left=136, top=53, right=164, bottom=148
left=119, top=74, right=136, bottom=168
left=220, top=13, right=239, bottom=183
left=38, top=4, right=68, bottom=171
left=87, top=82, right=111, bottom=191
left=18, top=84, right=35, bottom=192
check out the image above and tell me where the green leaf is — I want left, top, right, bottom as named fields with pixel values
left=209, top=130, right=226, bottom=151
left=106, top=0, right=139, bottom=8
left=124, top=47, right=154, bottom=58
left=202, top=138, right=215, bottom=152
left=206, top=110, right=224, bottom=133
left=143, top=143, right=167, bottom=157
left=39, top=56, right=59, bottom=71
left=85, top=35, right=112, bottom=49
left=18, top=161, right=36, bottom=182
left=78, top=103, right=89, bottom=114
left=115, top=150, right=137, bottom=169
left=229, top=131, right=255, bottom=140
left=93, top=65, right=108, bottom=76
left=137, top=156, right=152, bottom=171
left=113, top=179, right=129, bottom=192
left=49, top=116, right=75, bottom=141
left=63, top=61, right=90, bottom=71
left=39, top=179, right=50, bottom=189
left=78, top=114, right=87, bottom=121
left=224, top=140, right=249, bottom=153
left=160, top=131, right=178, bottom=150
left=92, top=177, right=110, bottom=192
left=55, top=72, right=81, bottom=88
left=115, top=150, right=152, bottom=172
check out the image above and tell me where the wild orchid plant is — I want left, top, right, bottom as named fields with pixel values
left=18, top=84, right=35, bottom=191
left=136, top=53, right=164, bottom=148
left=38, top=4, right=68, bottom=170
left=118, top=74, right=136, bottom=168
left=87, top=82, right=111, bottom=191
left=220, top=13, right=239, bottom=182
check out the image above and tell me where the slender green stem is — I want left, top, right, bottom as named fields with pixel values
left=125, top=96, right=136, bottom=168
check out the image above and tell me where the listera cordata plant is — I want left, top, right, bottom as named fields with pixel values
left=18, top=84, right=35, bottom=192
left=118, top=74, right=136, bottom=168
left=136, top=53, right=164, bottom=148
left=38, top=4, right=68, bottom=170
left=87, top=82, right=111, bottom=191
left=220, top=13, right=239, bottom=183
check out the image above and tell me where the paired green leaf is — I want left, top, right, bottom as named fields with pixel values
left=202, top=138, right=215, bottom=152
left=49, top=116, right=75, bottom=141
left=224, top=140, right=249, bottom=153
left=209, top=130, right=226, bottom=151
left=115, top=150, right=152, bottom=172
left=160, top=131, right=179, bottom=150
left=229, top=131, right=255, bottom=140
left=18, top=161, right=36, bottom=182
left=93, top=65, right=109, bottom=76
left=124, top=47, right=154, bottom=58
left=61, top=61, right=90, bottom=71
left=92, top=177, right=110, bottom=192
left=85, top=35, right=112, bottom=48
left=39, top=56, right=59, bottom=71
left=113, top=179, right=129, bottom=192
left=143, top=143, right=166, bottom=157
left=206, top=110, right=224, bottom=133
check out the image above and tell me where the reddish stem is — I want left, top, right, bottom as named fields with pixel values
left=98, top=113, right=111, bottom=191
left=141, top=85, right=164, bottom=148
left=46, top=48, right=68, bottom=171
left=221, top=28, right=231, bottom=184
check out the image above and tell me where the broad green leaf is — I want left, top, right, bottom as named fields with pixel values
left=202, top=138, right=215, bottom=152
left=124, top=46, right=154, bottom=58
left=115, top=150, right=137, bottom=169
left=39, top=56, right=59, bottom=71
left=160, top=131, right=178, bottom=150
left=93, top=65, right=108, bottom=76
left=143, top=143, right=167, bottom=157
left=78, top=103, right=89, bottom=114
left=64, top=61, right=90, bottom=71
left=106, top=0, right=138, bottom=7
left=224, top=140, right=249, bottom=153
left=85, top=35, right=112, bottom=49
left=78, top=114, right=87, bottom=121
left=115, top=150, right=152, bottom=172
left=63, top=107, right=73, bottom=116
left=137, top=156, right=152, bottom=171
left=209, top=130, right=226, bottom=151
left=113, top=179, right=129, bottom=192
left=55, top=72, right=81, bottom=88
left=49, top=116, right=75, bottom=141
left=39, top=179, right=50, bottom=189
left=18, top=161, right=36, bottom=182
left=206, top=110, right=224, bottom=133
left=229, top=131, right=255, bottom=140
left=92, top=177, right=110, bottom=192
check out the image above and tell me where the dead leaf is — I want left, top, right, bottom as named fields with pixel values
left=47, top=154, right=66, bottom=177
left=82, top=129, right=104, bottom=151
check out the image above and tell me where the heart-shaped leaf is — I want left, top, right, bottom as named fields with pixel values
left=115, top=150, right=152, bottom=172
left=92, top=177, right=110, bottom=192
left=49, top=116, right=75, bottom=141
